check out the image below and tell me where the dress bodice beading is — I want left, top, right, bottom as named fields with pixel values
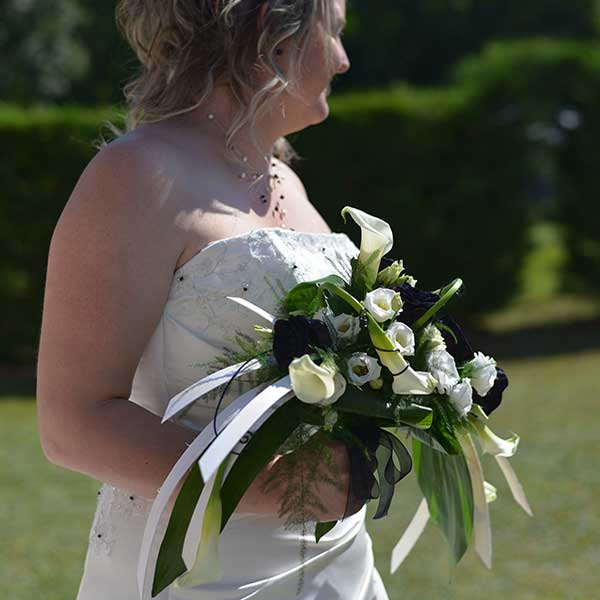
left=128, top=227, right=359, bottom=428
left=76, top=227, right=391, bottom=600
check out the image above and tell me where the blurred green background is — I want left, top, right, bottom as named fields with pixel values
left=1, top=1, right=599, bottom=598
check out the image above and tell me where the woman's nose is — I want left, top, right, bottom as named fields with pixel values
left=337, top=47, right=350, bottom=74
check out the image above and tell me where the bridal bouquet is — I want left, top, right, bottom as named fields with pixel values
left=137, top=207, right=532, bottom=599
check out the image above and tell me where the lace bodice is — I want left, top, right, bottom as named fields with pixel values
left=128, top=226, right=359, bottom=427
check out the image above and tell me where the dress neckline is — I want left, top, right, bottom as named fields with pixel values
left=172, top=226, right=352, bottom=277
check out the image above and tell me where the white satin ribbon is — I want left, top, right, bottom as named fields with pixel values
left=495, top=455, right=533, bottom=516
left=162, top=358, right=264, bottom=423
left=137, top=375, right=292, bottom=599
left=458, top=431, right=492, bottom=569
left=198, top=375, right=294, bottom=482
left=390, top=498, right=430, bottom=574
left=226, top=295, right=276, bottom=325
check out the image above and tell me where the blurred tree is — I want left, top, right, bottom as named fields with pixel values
left=67, top=3, right=133, bottom=106
left=0, top=0, right=89, bottom=103
left=340, top=0, right=598, bottom=90
left=2, top=0, right=599, bottom=104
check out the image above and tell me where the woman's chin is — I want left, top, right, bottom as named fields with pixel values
left=314, top=92, right=331, bottom=120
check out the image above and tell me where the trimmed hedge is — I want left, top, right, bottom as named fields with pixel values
left=0, top=76, right=536, bottom=363
left=454, top=38, right=600, bottom=294
left=294, top=83, right=533, bottom=314
left=0, top=105, right=120, bottom=363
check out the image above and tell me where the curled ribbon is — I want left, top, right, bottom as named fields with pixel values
left=342, top=427, right=412, bottom=521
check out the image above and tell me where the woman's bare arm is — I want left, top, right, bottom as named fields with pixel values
left=36, top=141, right=203, bottom=499
left=36, top=141, right=358, bottom=519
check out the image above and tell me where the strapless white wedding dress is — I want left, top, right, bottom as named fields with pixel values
left=76, top=227, right=389, bottom=600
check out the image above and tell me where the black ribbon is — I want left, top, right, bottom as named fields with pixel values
left=341, top=426, right=413, bottom=520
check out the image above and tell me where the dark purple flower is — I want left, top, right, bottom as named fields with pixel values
left=272, top=315, right=333, bottom=371
left=394, top=283, right=441, bottom=326
left=436, top=314, right=474, bottom=363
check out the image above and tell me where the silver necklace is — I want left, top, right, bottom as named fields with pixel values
left=206, top=112, right=289, bottom=228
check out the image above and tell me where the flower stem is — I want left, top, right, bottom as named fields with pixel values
left=412, top=278, right=463, bottom=331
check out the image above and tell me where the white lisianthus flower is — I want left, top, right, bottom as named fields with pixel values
left=347, top=352, right=382, bottom=386
left=385, top=321, right=415, bottom=356
left=426, top=348, right=460, bottom=394
left=420, top=323, right=447, bottom=352
left=448, top=378, right=473, bottom=418
left=288, top=354, right=346, bottom=406
left=465, top=351, right=498, bottom=396
left=364, top=288, right=403, bottom=323
left=365, top=308, right=437, bottom=395
left=330, top=313, right=361, bottom=342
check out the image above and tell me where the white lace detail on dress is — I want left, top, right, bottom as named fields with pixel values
left=89, top=484, right=153, bottom=557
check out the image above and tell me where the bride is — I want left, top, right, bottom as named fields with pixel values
left=36, top=0, right=389, bottom=598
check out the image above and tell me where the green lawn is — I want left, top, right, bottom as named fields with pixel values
left=2, top=222, right=599, bottom=599
left=2, top=346, right=599, bottom=599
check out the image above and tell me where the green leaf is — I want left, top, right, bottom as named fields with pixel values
left=413, top=440, right=474, bottom=568
left=335, top=385, right=433, bottom=429
left=416, top=395, right=463, bottom=455
left=152, top=464, right=204, bottom=597
left=219, top=400, right=302, bottom=531
left=412, top=278, right=464, bottom=331
left=283, top=275, right=347, bottom=315
left=314, top=520, right=338, bottom=542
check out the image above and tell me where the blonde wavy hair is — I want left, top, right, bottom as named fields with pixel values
left=100, top=0, right=339, bottom=167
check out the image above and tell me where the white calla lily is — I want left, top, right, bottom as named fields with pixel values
left=175, top=460, right=227, bottom=588
left=341, top=206, right=394, bottom=291
left=289, top=354, right=346, bottom=406
left=347, top=352, right=382, bottom=385
left=471, top=417, right=520, bottom=457
left=364, top=288, right=403, bottom=323
left=484, top=481, right=498, bottom=504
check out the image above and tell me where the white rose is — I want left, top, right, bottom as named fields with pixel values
left=466, top=351, right=497, bottom=396
left=347, top=352, right=382, bottom=386
left=331, top=312, right=361, bottom=342
left=448, top=378, right=473, bottom=418
left=426, top=348, right=460, bottom=394
left=288, top=354, right=346, bottom=406
left=364, top=288, right=403, bottom=323
left=385, top=321, right=415, bottom=356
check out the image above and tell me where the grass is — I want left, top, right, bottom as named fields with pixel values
left=2, top=221, right=599, bottom=599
